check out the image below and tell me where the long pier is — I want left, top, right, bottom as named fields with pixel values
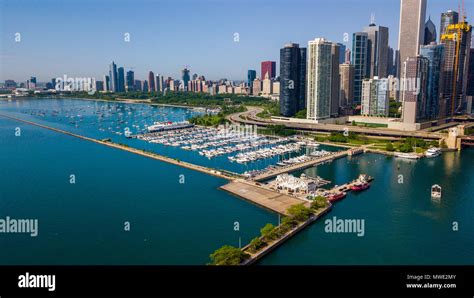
left=0, top=114, right=240, bottom=181
left=253, top=150, right=351, bottom=181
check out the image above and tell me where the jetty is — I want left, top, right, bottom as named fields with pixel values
left=0, top=114, right=240, bottom=180
left=253, top=149, right=351, bottom=181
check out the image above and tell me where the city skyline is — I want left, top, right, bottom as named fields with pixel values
left=1, top=0, right=472, bottom=82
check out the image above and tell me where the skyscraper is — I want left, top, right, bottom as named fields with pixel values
left=109, top=61, right=118, bottom=92
left=338, top=43, right=346, bottom=64
left=298, top=48, right=307, bottom=111
left=261, top=61, right=276, bottom=79
left=424, top=17, right=437, bottom=45
left=420, top=43, right=445, bottom=119
left=279, top=43, right=306, bottom=117
left=182, top=68, right=190, bottom=91
left=126, top=71, right=134, bottom=92
left=361, top=77, right=389, bottom=116
left=117, top=67, right=125, bottom=92
left=398, top=0, right=427, bottom=77
left=468, top=49, right=474, bottom=97
left=104, top=75, right=110, bottom=91
left=306, top=38, right=333, bottom=120
left=440, top=21, right=472, bottom=116
left=440, top=10, right=459, bottom=37
left=387, top=47, right=395, bottom=75
left=148, top=71, right=155, bottom=92
left=401, top=56, right=429, bottom=124
left=364, top=23, right=390, bottom=78
left=352, top=32, right=369, bottom=104
left=339, top=63, right=355, bottom=107
left=344, top=48, right=351, bottom=64
left=247, top=70, right=256, bottom=92
left=330, top=43, right=341, bottom=116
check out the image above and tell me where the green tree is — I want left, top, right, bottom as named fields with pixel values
left=209, top=245, right=249, bottom=265
left=287, top=204, right=312, bottom=222
left=385, top=142, right=395, bottom=152
left=311, top=196, right=328, bottom=210
left=248, top=237, right=266, bottom=253
left=260, top=223, right=276, bottom=239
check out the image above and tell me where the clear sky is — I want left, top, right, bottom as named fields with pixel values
left=0, top=0, right=472, bottom=82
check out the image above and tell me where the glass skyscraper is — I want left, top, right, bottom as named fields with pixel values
left=117, top=67, right=125, bottom=92
left=420, top=43, right=444, bottom=119
left=247, top=70, right=256, bottom=92
left=279, top=43, right=306, bottom=117
left=109, top=61, right=118, bottom=92
left=126, top=71, right=134, bottom=92
left=352, top=32, right=369, bottom=104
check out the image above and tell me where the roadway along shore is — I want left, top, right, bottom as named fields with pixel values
left=0, top=114, right=239, bottom=181
left=228, top=106, right=446, bottom=140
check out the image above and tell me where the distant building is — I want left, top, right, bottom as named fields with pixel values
left=104, top=75, right=110, bottom=91
left=182, top=68, right=190, bottom=91
left=117, top=67, right=125, bottom=92
left=440, top=10, right=459, bottom=38
left=398, top=0, right=427, bottom=77
left=361, top=77, right=389, bottom=116
left=247, top=70, right=256, bottom=92
left=95, top=80, right=104, bottom=92
left=364, top=23, right=389, bottom=78
left=4, top=80, right=17, bottom=89
left=126, top=71, right=134, bottom=92
left=440, top=22, right=472, bottom=116
left=148, top=71, right=155, bottom=92
left=352, top=32, right=369, bottom=104
left=252, top=78, right=262, bottom=96
left=420, top=43, right=444, bottom=119
left=424, top=17, right=437, bottom=45
left=401, top=56, right=429, bottom=124
left=307, top=38, right=333, bottom=120
left=468, top=49, right=474, bottom=97
left=262, top=72, right=273, bottom=95
left=344, top=48, right=351, bottom=64
left=330, top=43, right=341, bottom=116
left=261, top=61, right=276, bottom=79
left=338, top=43, right=346, bottom=64
left=109, top=61, right=118, bottom=92
left=339, top=63, right=355, bottom=107
left=142, top=80, right=148, bottom=93
left=134, top=80, right=142, bottom=92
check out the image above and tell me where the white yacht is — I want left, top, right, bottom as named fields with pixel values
left=394, top=152, right=421, bottom=160
left=425, top=147, right=441, bottom=158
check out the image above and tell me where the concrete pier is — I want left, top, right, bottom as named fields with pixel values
left=220, top=180, right=310, bottom=215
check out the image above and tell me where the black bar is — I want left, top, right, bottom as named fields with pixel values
left=0, top=266, right=472, bottom=297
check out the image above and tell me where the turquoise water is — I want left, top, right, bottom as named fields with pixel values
left=260, top=152, right=474, bottom=264
left=1, top=98, right=473, bottom=265
left=0, top=116, right=277, bottom=265
left=0, top=98, right=340, bottom=174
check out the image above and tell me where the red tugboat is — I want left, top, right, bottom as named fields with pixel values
left=350, top=182, right=370, bottom=191
left=328, top=191, right=347, bottom=202
left=350, top=174, right=372, bottom=191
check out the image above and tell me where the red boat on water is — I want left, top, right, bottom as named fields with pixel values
left=328, top=192, right=347, bottom=202
left=351, top=182, right=370, bottom=191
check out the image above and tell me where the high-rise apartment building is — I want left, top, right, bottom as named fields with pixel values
left=401, top=56, right=429, bottom=124
left=361, top=77, right=390, bottom=116
left=339, top=63, right=355, bottom=107
left=148, top=71, right=155, bottom=92
left=279, top=43, right=306, bottom=117
left=117, top=67, right=125, bottom=92
left=352, top=32, right=369, bottom=104
left=307, top=38, right=333, bottom=120
left=109, top=61, right=118, bottom=92
left=126, top=71, right=134, bottom=92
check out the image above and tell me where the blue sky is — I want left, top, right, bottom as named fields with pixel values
left=0, top=0, right=472, bottom=82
